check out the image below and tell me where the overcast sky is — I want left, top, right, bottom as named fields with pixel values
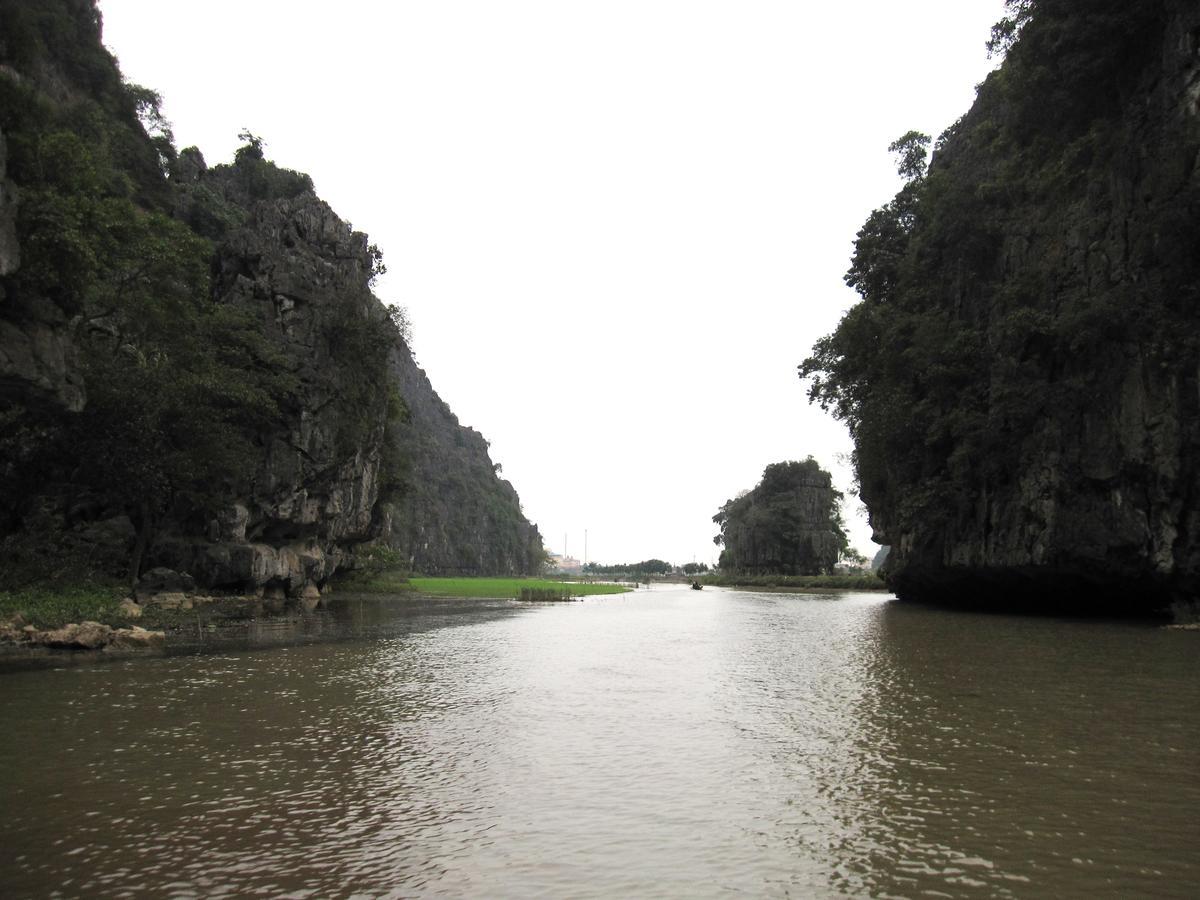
left=100, top=0, right=1007, bottom=567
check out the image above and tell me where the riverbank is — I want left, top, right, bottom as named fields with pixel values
left=0, top=580, right=288, bottom=655
left=339, top=573, right=632, bottom=600
left=0, top=578, right=350, bottom=662
left=0, top=580, right=322, bottom=628
left=0, top=573, right=634, bottom=660
left=700, top=573, right=888, bottom=591
left=1, top=582, right=163, bottom=653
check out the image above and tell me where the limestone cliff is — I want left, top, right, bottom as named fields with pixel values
left=166, top=154, right=544, bottom=587
left=381, top=346, right=544, bottom=575
left=0, top=0, right=543, bottom=592
left=803, top=0, right=1200, bottom=613
left=161, top=167, right=389, bottom=594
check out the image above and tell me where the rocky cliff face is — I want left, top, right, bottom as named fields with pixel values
left=0, top=0, right=543, bottom=592
left=381, top=346, right=544, bottom=575
left=807, top=1, right=1200, bottom=613
left=159, top=169, right=388, bottom=595
left=0, top=128, right=18, bottom=275
left=0, top=0, right=161, bottom=415
left=0, top=124, right=84, bottom=413
left=135, top=151, right=543, bottom=593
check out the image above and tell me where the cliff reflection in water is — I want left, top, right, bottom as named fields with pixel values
left=0, top=588, right=1197, bottom=897
left=827, top=601, right=1200, bottom=896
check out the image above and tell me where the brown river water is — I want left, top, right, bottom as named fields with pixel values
left=1, top=586, right=1197, bottom=897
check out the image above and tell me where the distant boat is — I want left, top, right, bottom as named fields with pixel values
left=691, top=581, right=703, bottom=591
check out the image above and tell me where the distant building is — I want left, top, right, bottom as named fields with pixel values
left=548, top=553, right=583, bottom=575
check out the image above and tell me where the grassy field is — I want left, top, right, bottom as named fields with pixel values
left=409, top=577, right=631, bottom=599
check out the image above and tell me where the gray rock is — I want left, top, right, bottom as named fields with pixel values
left=0, top=126, right=19, bottom=277
left=173, top=146, right=207, bottom=183
left=216, top=504, right=249, bottom=543
left=136, top=567, right=196, bottom=598
left=41, top=621, right=112, bottom=650
left=1, top=59, right=541, bottom=589
left=299, top=583, right=321, bottom=612
left=108, top=626, right=165, bottom=650
left=378, top=341, right=544, bottom=575
left=146, top=592, right=189, bottom=611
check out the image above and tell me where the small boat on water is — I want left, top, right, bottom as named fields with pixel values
left=690, top=581, right=703, bottom=591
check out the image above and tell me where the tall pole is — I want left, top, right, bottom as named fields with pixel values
left=584, top=529, right=588, bottom=569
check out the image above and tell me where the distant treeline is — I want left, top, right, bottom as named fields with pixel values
left=583, top=560, right=710, bottom=576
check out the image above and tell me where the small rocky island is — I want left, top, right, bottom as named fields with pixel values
left=713, top=458, right=848, bottom=576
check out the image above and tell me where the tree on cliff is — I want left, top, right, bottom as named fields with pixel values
left=986, top=0, right=1034, bottom=58
left=713, top=459, right=847, bottom=575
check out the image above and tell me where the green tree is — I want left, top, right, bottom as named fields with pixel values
left=841, top=548, right=868, bottom=567
left=124, top=83, right=175, bottom=173
left=887, top=130, right=930, bottom=181
left=986, top=0, right=1033, bottom=58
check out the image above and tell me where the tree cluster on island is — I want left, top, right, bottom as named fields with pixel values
left=713, top=458, right=848, bottom=576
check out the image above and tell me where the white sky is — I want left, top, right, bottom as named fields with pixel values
left=99, top=0, right=1006, bottom=567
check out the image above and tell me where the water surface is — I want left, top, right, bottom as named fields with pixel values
left=1, top=587, right=1197, bottom=897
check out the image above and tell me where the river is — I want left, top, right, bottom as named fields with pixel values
left=1, top=586, right=1197, bottom=897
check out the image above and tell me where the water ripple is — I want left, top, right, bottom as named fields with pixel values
left=1, top=590, right=1197, bottom=897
